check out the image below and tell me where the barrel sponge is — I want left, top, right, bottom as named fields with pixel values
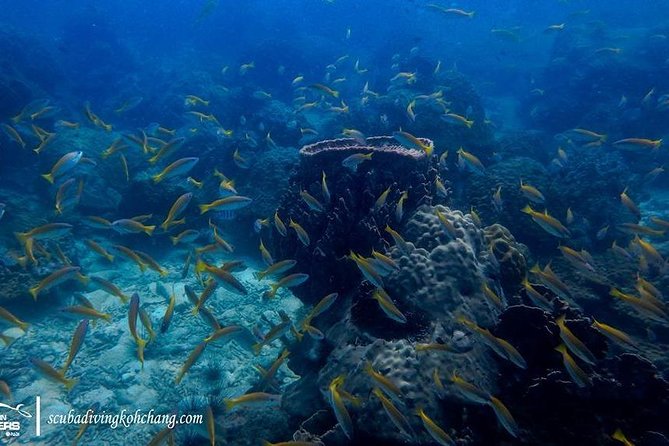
left=300, top=135, right=431, bottom=160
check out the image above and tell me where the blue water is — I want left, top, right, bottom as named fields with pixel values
left=1, top=1, right=669, bottom=445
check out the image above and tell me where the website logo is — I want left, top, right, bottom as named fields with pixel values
left=0, top=402, right=32, bottom=439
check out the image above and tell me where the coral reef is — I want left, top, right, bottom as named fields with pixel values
left=459, top=155, right=553, bottom=249
left=495, top=305, right=669, bottom=445
left=483, top=224, right=528, bottom=292
left=282, top=198, right=521, bottom=444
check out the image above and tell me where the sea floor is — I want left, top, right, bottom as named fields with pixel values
left=2, top=251, right=303, bottom=445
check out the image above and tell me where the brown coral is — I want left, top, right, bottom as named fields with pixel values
left=484, top=223, right=528, bottom=292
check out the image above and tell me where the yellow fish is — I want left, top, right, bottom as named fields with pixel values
left=519, top=180, right=545, bottom=203
left=457, top=148, right=485, bottom=173
left=392, top=130, right=433, bottom=156
left=521, top=205, right=570, bottom=238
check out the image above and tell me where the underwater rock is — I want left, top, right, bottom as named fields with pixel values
left=370, top=70, right=494, bottom=158
left=495, top=305, right=558, bottom=371
left=0, top=265, right=33, bottom=302
left=461, top=155, right=553, bottom=249
left=495, top=130, right=551, bottom=162
left=234, top=144, right=300, bottom=223
left=554, top=149, right=634, bottom=245
left=0, top=30, right=62, bottom=118
left=493, top=300, right=669, bottom=445
left=518, top=351, right=669, bottom=445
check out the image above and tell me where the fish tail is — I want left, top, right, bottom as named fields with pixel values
left=106, top=254, right=115, bottom=262
left=224, top=399, right=236, bottom=412
left=144, top=225, right=156, bottom=236
left=41, top=173, right=55, bottom=184
left=191, top=306, right=200, bottom=316
left=263, top=286, right=277, bottom=299
left=195, top=259, right=207, bottom=273
left=252, top=343, right=262, bottom=356
left=0, top=334, right=16, bottom=347
left=14, top=231, right=29, bottom=244
left=293, top=326, right=304, bottom=342
left=103, top=314, right=112, bottom=323
left=19, top=321, right=29, bottom=332
left=15, top=255, right=29, bottom=268
left=136, top=338, right=147, bottom=368
left=29, top=286, right=39, bottom=301
left=363, top=361, right=373, bottom=374
left=612, top=429, right=626, bottom=442
left=60, top=362, right=70, bottom=375
left=152, top=174, right=163, bottom=183
left=520, top=205, right=533, bottom=215
left=64, top=377, right=78, bottom=392
left=260, top=440, right=273, bottom=446
left=170, top=236, right=179, bottom=245
left=136, top=337, right=147, bottom=350
left=199, top=204, right=210, bottom=214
